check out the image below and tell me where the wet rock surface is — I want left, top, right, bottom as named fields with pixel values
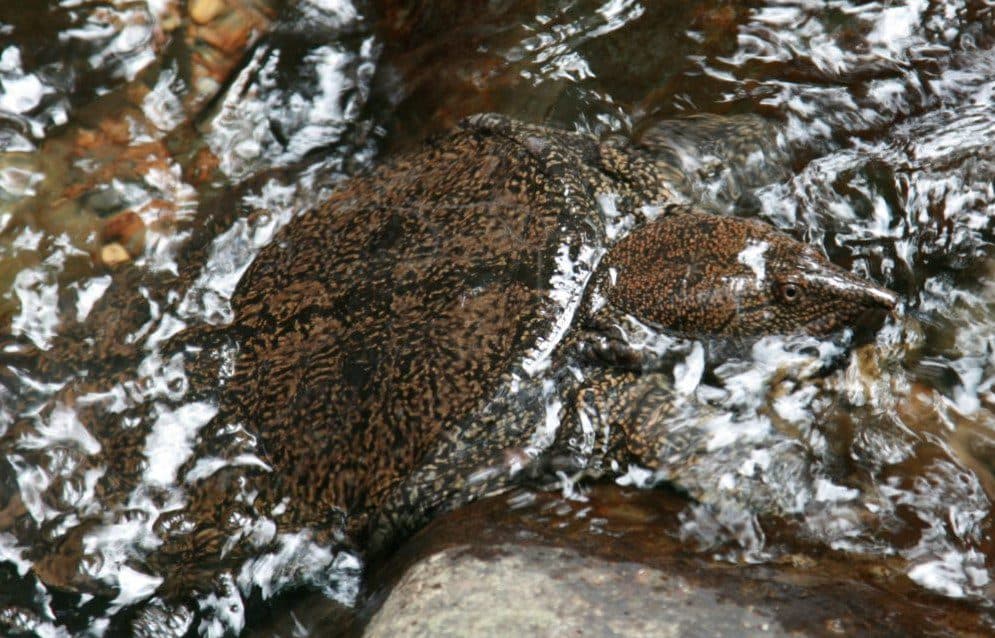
left=357, top=486, right=995, bottom=638
left=365, top=545, right=792, bottom=638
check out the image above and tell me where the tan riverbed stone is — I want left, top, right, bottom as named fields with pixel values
left=99, top=243, right=131, bottom=267
left=363, top=545, right=792, bottom=638
left=190, top=0, right=226, bottom=25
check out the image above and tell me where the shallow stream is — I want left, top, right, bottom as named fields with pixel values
left=2, top=0, right=995, bottom=635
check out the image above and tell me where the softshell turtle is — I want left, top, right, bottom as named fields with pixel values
left=195, top=113, right=898, bottom=555
left=0, top=113, right=898, bottom=629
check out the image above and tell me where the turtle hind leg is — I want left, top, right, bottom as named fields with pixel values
left=569, top=368, right=712, bottom=482
left=360, top=441, right=546, bottom=559
left=357, top=389, right=558, bottom=559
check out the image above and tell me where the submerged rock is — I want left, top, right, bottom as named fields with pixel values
left=354, top=486, right=995, bottom=638
left=365, top=545, right=793, bottom=638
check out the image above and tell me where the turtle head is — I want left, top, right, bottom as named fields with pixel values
left=601, top=211, right=898, bottom=338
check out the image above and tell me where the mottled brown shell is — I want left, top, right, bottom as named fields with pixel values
left=224, top=115, right=682, bottom=519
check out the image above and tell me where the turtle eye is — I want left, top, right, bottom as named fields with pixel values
left=778, top=281, right=802, bottom=303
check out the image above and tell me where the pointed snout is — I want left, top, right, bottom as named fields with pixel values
left=805, top=267, right=899, bottom=336
left=806, top=268, right=897, bottom=309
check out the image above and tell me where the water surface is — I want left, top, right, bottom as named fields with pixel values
left=2, top=0, right=995, bottom=635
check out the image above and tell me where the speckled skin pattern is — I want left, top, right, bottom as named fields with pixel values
left=602, top=212, right=897, bottom=336
left=202, top=113, right=897, bottom=554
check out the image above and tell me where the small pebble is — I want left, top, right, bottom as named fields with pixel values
left=190, top=0, right=226, bottom=25
left=824, top=618, right=846, bottom=634
left=197, top=12, right=253, bottom=53
left=100, top=243, right=131, bottom=267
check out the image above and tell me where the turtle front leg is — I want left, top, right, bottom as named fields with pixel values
left=575, top=366, right=823, bottom=526
left=570, top=368, right=714, bottom=484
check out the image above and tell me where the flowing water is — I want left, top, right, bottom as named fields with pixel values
left=1, top=0, right=995, bottom=635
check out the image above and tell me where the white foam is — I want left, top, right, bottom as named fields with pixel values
left=141, top=68, right=185, bottom=134
left=674, top=341, right=705, bottom=395
left=11, top=266, right=61, bottom=350
left=814, top=478, right=859, bottom=503
left=521, top=242, right=602, bottom=376
left=179, top=180, right=299, bottom=325
left=908, top=550, right=989, bottom=599
left=197, top=573, right=245, bottom=638
left=236, top=532, right=362, bottom=605
left=72, top=275, right=112, bottom=322
left=0, top=72, right=45, bottom=114
left=615, top=463, right=656, bottom=488
left=18, top=404, right=101, bottom=456
left=143, top=401, right=219, bottom=485
left=185, top=454, right=271, bottom=483
left=527, top=380, right=563, bottom=455
left=0, top=533, right=31, bottom=576
left=867, top=1, right=926, bottom=52
left=303, top=0, right=360, bottom=24
left=111, top=566, right=163, bottom=607
left=596, top=192, right=635, bottom=241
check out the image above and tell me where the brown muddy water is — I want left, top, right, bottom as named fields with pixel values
left=2, top=0, right=995, bottom=635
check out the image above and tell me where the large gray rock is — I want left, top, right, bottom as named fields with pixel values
left=364, top=544, right=792, bottom=638
left=251, top=486, right=991, bottom=637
